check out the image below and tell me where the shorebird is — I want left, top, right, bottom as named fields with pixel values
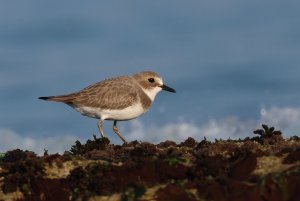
left=39, top=71, right=176, bottom=143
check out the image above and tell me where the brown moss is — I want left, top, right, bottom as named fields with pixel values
left=1, top=129, right=300, bottom=201
left=180, top=137, right=197, bottom=148
left=157, top=140, right=177, bottom=148
left=156, top=183, right=197, bottom=201
left=283, top=147, right=300, bottom=164
left=229, top=151, right=257, bottom=180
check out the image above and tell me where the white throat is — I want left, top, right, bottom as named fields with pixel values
left=142, top=87, right=162, bottom=101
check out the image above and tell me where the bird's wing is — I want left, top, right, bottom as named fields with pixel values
left=72, top=76, right=139, bottom=110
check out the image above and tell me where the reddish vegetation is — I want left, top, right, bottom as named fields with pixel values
left=0, top=125, right=299, bottom=201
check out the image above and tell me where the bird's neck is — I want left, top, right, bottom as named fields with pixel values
left=141, top=87, right=162, bottom=102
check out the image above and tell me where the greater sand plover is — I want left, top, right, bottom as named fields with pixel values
left=39, top=71, right=176, bottom=143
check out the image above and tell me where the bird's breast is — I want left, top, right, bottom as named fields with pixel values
left=74, top=101, right=149, bottom=121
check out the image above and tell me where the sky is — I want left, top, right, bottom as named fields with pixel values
left=1, top=1, right=300, bottom=154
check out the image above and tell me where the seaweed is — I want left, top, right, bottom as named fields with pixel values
left=70, top=135, right=110, bottom=155
left=0, top=150, right=45, bottom=197
left=253, top=124, right=282, bottom=138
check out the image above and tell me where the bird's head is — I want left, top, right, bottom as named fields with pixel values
left=133, top=71, right=176, bottom=101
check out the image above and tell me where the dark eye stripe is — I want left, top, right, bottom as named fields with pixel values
left=148, top=78, right=155, bottom=83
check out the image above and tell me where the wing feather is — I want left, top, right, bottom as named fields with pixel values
left=72, top=76, right=139, bottom=110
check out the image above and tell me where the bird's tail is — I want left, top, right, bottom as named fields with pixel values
left=38, top=96, right=54, bottom=101
left=38, top=94, right=75, bottom=104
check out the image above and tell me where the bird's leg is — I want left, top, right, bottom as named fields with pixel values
left=112, top=121, right=127, bottom=144
left=97, top=119, right=106, bottom=138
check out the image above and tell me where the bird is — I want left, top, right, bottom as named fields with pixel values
left=39, top=71, right=176, bottom=143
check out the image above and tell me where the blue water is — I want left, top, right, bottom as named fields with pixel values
left=1, top=1, right=300, bottom=148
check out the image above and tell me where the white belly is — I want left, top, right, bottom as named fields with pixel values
left=74, top=102, right=147, bottom=121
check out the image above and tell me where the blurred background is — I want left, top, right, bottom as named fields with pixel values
left=1, top=1, right=300, bottom=154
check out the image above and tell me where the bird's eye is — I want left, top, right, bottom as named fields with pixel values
left=148, top=78, right=155, bottom=83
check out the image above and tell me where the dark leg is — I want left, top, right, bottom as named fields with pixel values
left=112, top=121, right=127, bottom=144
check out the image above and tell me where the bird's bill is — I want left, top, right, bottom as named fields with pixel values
left=160, top=84, right=176, bottom=93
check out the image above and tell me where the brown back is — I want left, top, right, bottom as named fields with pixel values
left=49, top=76, right=152, bottom=110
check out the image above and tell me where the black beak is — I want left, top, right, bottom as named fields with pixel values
left=161, top=84, right=176, bottom=93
